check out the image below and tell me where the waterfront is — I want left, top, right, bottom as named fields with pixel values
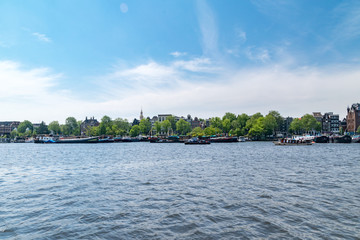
left=0, top=142, right=359, bottom=239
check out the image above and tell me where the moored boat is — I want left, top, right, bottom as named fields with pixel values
left=351, top=135, right=360, bottom=143
left=332, top=135, right=352, bottom=143
left=274, top=138, right=313, bottom=145
left=184, top=137, right=210, bottom=145
left=209, top=137, right=238, bottom=143
left=35, top=136, right=99, bottom=144
left=314, top=135, right=329, bottom=143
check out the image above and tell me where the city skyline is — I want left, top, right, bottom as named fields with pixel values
left=1, top=0, right=360, bottom=123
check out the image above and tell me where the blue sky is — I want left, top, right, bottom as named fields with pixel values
left=1, top=0, right=359, bottom=123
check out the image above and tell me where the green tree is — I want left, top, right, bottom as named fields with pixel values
left=101, top=115, right=112, bottom=128
left=37, top=121, right=50, bottom=134
left=267, top=110, right=283, bottom=131
left=248, top=117, right=265, bottom=140
left=210, top=117, right=223, bottom=130
left=154, top=121, right=162, bottom=135
left=263, top=114, right=277, bottom=136
left=48, top=121, right=61, bottom=134
left=301, top=114, right=321, bottom=133
left=176, top=119, right=191, bottom=135
left=139, top=119, right=151, bottom=135
left=113, top=118, right=130, bottom=135
left=222, top=112, right=237, bottom=122
left=289, top=118, right=303, bottom=134
left=245, top=113, right=263, bottom=131
left=204, top=126, right=216, bottom=136
left=17, top=120, right=33, bottom=134
left=10, top=129, right=18, bottom=139
left=65, top=117, right=77, bottom=135
left=190, top=127, right=204, bottom=137
left=166, top=115, right=177, bottom=133
left=161, top=120, right=171, bottom=135
left=357, top=126, right=360, bottom=134
left=222, top=118, right=232, bottom=134
left=129, top=125, right=140, bottom=137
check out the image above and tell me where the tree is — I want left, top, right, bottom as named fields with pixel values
left=101, top=115, right=112, bottom=128
left=245, top=112, right=263, bottom=131
left=289, top=118, right=303, bottom=134
left=139, top=119, right=151, bottom=135
left=210, top=117, right=222, bottom=130
left=37, top=121, right=50, bottom=134
left=222, top=112, right=237, bottom=122
left=263, top=114, right=277, bottom=136
left=113, top=118, right=130, bottom=136
left=222, top=118, right=232, bottom=134
left=267, top=110, right=283, bottom=131
left=248, top=117, right=265, bottom=140
left=166, top=115, right=177, bottom=133
left=301, top=114, right=321, bottom=133
left=154, top=121, right=162, bottom=135
left=65, top=117, right=77, bottom=135
left=176, top=119, right=191, bottom=135
left=204, top=126, right=216, bottom=136
left=190, top=127, right=204, bottom=137
left=48, top=121, right=61, bottom=134
left=161, top=120, right=171, bottom=135
left=17, top=120, right=33, bottom=134
left=357, top=126, right=360, bottom=134
left=129, top=125, right=140, bottom=137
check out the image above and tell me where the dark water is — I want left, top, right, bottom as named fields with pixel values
left=0, top=142, right=359, bottom=239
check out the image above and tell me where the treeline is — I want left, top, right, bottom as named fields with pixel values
left=10, top=110, right=326, bottom=139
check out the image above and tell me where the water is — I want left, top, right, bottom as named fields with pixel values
left=0, top=142, right=359, bottom=239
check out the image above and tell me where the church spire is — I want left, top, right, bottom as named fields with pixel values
left=140, top=108, right=144, bottom=120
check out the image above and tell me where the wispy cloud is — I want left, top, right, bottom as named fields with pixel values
left=196, top=0, right=218, bottom=56
left=170, top=51, right=187, bottom=57
left=246, top=47, right=270, bottom=63
left=332, top=1, right=360, bottom=41
left=32, top=32, right=51, bottom=42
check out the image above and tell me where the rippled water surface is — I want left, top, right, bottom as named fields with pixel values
left=1, top=142, right=359, bottom=239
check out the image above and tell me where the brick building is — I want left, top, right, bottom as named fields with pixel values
left=0, top=121, right=20, bottom=136
left=346, top=103, right=360, bottom=134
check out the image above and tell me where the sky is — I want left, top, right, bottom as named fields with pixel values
left=1, top=0, right=360, bottom=124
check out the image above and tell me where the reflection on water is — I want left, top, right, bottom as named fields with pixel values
left=0, top=142, right=359, bottom=239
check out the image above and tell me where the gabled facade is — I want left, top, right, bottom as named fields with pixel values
left=80, top=117, right=100, bottom=135
left=346, top=103, right=360, bottom=134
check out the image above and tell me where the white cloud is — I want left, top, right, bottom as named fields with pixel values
left=1, top=57, right=359, bottom=123
left=170, top=51, right=187, bottom=57
left=91, top=58, right=360, bottom=120
left=32, top=32, right=51, bottom=42
left=196, top=0, right=218, bottom=56
left=246, top=47, right=270, bottom=62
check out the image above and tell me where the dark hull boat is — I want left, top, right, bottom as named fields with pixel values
left=314, top=136, right=329, bottom=143
left=209, top=137, right=238, bottom=143
left=332, top=135, right=352, bottom=143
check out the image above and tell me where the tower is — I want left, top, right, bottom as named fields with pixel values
left=140, top=108, right=144, bottom=120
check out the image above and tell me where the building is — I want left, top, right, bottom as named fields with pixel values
left=322, top=112, right=339, bottom=134
left=158, top=114, right=172, bottom=122
left=346, top=103, right=360, bottom=134
left=0, top=121, right=20, bottom=136
left=279, top=117, right=293, bottom=137
left=80, top=117, right=99, bottom=135
left=313, top=112, right=323, bottom=123
left=140, top=109, right=144, bottom=120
